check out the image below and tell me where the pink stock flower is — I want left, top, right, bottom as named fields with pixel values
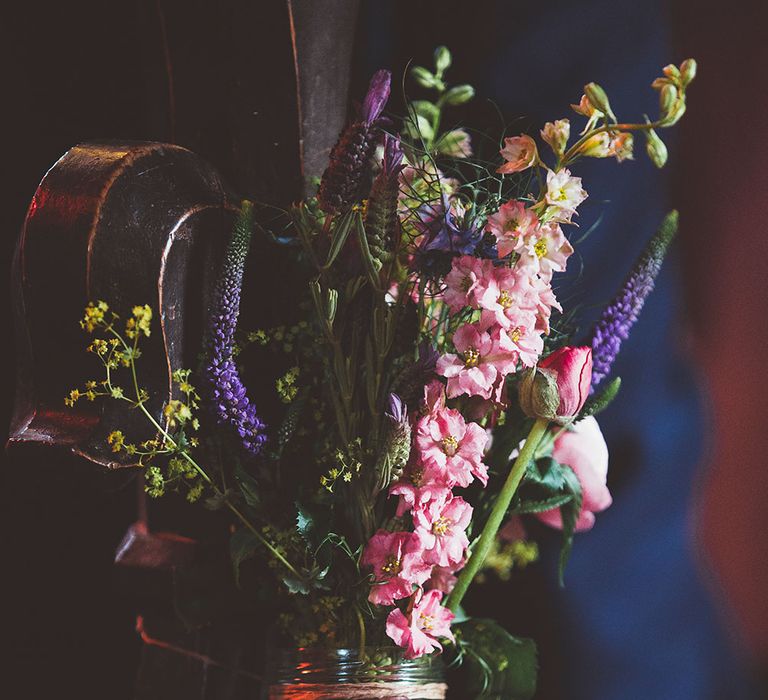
left=497, top=135, right=538, bottom=174
left=389, top=461, right=452, bottom=517
left=485, top=200, right=539, bottom=259
left=545, top=168, right=587, bottom=220
left=536, top=416, right=612, bottom=531
left=427, top=565, right=460, bottom=594
left=386, top=588, right=455, bottom=659
left=413, top=494, right=472, bottom=567
left=515, top=222, right=574, bottom=282
left=437, top=322, right=519, bottom=399
left=443, top=256, right=498, bottom=313
left=361, top=530, right=432, bottom=606
left=423, top=379, right=447, bottom=414
left=539, top=345, right=593, bottom=418
left=416, top=407, right=489, bottom=487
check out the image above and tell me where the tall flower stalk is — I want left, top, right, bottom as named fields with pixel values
left=204, top=201, right=267, bottom=453
left=589, top=210, right=678, bottom=389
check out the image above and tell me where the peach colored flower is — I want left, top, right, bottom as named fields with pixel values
left=497, top=135, right=538, bottom=174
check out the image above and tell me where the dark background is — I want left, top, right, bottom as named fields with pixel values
left=2, top=1, right=767, bottom=698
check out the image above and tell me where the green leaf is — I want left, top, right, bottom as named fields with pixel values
left=234, top=461, right=260, bottom=507
left=229, top=528, right=260, bottom=587
left=525, top=456, right=570, bottom=493
left=557, top=467, right=583, bottom=586
left=409, top=99, right=440, bottom=123
left=296, top=503, right=314, bottom=543
left=454, top=618, right=538, bottom=699
left=578, top=376, right=621, bottom=421
left=323, top=210, right=354, bottom=269
left=282, top=574, right=310, bottom=595
left=512, top=492, right=574, bottom=515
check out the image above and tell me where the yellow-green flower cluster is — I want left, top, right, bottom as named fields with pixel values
left=125, top=305, right=152, bottom=339
left=320, top=440, right=363, bottom=492
left=80, top=300, right=110, bottom=332
left=276, top=366, right=300, bottom=404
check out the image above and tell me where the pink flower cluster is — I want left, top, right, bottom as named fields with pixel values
left=361, top=382, right=490, bottom=659
left=435, top=150, right=588, bottom=404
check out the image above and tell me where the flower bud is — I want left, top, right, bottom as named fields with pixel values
left=584, top=83, right=616, bottom=122
left=411, top=66, right=442, bottom=90
left=444, top=84, right=475, bottom=105
left=538, top=346, right=593, bottom=420
left=645, top=127, right=668, bottom=168
left=434, top=46, right=452, bottom=74
left=518, top=367, right=560, bottom=421
left=541, top=119, right=570, bottom=155
left=659, top=83, right=679, bottom=117
left=662, top=64, right=681, bottom=81
left=578, top=131, right=612, bottom=158
left=680, top=58, right=697, bottom=86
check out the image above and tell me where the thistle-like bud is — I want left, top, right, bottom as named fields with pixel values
left=317, top=70, right=391, bottom=214
left=364, top=134, right=404, bottom=267
left=584, top=82, right=616, bottom=122
left=376, top=393, right=412, bottom=489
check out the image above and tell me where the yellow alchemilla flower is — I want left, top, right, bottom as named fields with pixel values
left=81, top=301, right=109, bottom=333
left=132, top=305, right=153, bottom=337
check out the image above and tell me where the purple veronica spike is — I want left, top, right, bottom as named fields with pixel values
left=205, top=201, right=267, bottom=453
left=362, top=69, right=392, bottom=126
left=589, top=211, right=678, bottom=390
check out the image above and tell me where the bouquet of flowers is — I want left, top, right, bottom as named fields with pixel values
left=66, top=47, right=696, bottom=695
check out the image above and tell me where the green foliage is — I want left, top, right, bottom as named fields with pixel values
left=520, top=456, right=583, bottom=585
left=452, top=619, right=538, bottom=699
left=578, top=376, right=621, bottom=421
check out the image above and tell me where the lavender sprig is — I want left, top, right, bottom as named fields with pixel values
left=204, top=201, right=267, bottom=453
left=364, top=134, right=404, bottom=266
left=317, top=69, right=391, bottom=214
left=589, top=210, right=678, bottom=390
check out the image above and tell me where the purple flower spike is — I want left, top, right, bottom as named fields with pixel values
left=589, top=211, right=678, bottom=390
left=362, top=69, right=392, bottom=126
left=204, top=201, right=267, bottom=453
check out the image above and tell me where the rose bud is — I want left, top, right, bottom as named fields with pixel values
left=535, top=416, right=612, bottom=532
left=519, top=346, right=593, bottom=422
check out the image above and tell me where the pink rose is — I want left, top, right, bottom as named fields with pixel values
left=536, top=416, right=612, bottom=531
left=539, top=345, right=592, bottom=417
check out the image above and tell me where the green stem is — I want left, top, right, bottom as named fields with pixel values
left=446, top=417, right=549, bottom=612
